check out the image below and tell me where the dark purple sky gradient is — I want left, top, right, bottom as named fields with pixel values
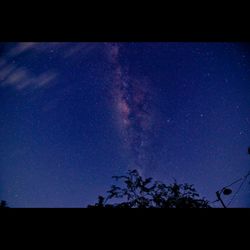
left=0, top=42, right=249, bottom=207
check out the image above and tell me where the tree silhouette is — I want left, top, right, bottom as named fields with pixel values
left=88, top=170, right=211, bottom=208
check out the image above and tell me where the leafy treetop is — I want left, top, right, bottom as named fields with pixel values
left=88, top=169, right=211, bottom=208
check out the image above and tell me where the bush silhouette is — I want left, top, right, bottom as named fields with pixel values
left=88, top=169, right=211, bottom=208
left=0, top=200, right=8, bottom=208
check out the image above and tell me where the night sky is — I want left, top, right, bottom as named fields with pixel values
left=0, top=42, right=250, bottom=208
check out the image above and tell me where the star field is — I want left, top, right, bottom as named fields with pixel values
left=0, top=42, right=249, bottom=207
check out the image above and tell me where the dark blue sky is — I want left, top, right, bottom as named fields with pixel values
left=0, top=42, right=250, bottom=207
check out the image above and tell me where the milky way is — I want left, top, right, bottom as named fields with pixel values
left=106, top=43, right=156, bottom=175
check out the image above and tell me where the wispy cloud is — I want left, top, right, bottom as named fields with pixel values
left=63, top=43, right=93, bottom=58
left=8, top=42, right=38, bottom=57
left=0, top=42, right=60, bottom=91
left=0, top=42, right=100, bottom=92
left=2, top=67, right=28, bottom=86
left=33, top=72, right=58, bottom=88
left=0, top=64, right=16, bottom=82
left=8, top=42, right=98, bottom=58
left=0, top=64, right=57, bottom=90
left=7, top=42, right=68, bottom=57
